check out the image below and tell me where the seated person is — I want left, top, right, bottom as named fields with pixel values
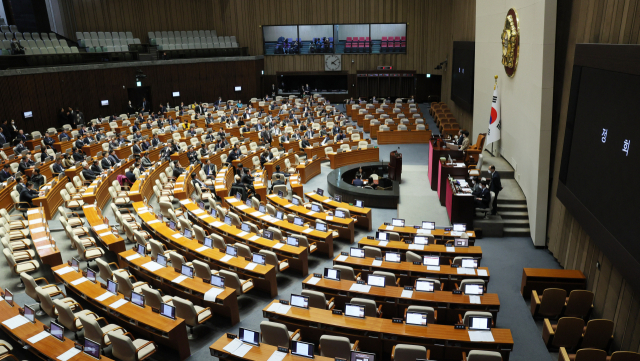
left=30, top=168, right=45, bottom=189
left=90, top=160, right=102, bottom=174
left=474, top=180, right=491, bottom=209
left=300, top=135, right=311, bottom=149
left=19, top=182, right=39, bottom=208
left=172, top=160, right=185, bottom=178
left=273, top=165, right=289, bottom=178
left=0, top=164, right=13, bottom=181
left=125, top=166, right=137, bottom=184
left=270, top=174, right=286, bottom=192
left=352, top=174, right=364, bottom=187
left=367, top=177, right=377, bottom=190
left=82, top=163, right=98, bottom=181
left=72, top=149, right=84, bottom=162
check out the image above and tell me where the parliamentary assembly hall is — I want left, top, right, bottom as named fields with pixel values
left=0, top=0, right=637, bottom=360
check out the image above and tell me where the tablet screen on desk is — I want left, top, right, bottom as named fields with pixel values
left=225, top=245, right=237, bottom=257
left=183, top=228, right=192, bottom=239
left=131, top=291, right=145, bottom=307
left=464, top=283, right=484, bottom=295
left=290, top=294, right=309, bottom=309
left=156, top=254, right=167, bottom=267
left=84, top=338, right=101, bottom=359
left=292, top=197, right=300, bottom=206
left=316, top=188, right=324, bottom=196
left=181, top=264, right=194, bottom=278
left=311, top=204, right=321, bottom=212
left=24, top=304, right=36, bottom=323
left=252, top=253, right=265, bottom=265
left=349, top=247, right=365, bottom=258
left=469, top=316, right=491, bottom=330
left=241, top=223, right=251, bottom=233
left=204, top=237, right=213, bottom=249
left=391, top=218, right=405, bottom=227
left=335, top=210, right=346, bottom=218
left=86, top=268, right=97, bottom=283
left=406, top=311, right=428, bottom=326
left=262, top=230, right=273, bottom=240
left=239, top=327, right=260, bottom=346
left=211, top=275, right=225, bottom=288
left=3, top=289, right=12, bottom=306
left=375, top=232, right=388, bottom=241
left=286, top=237, right=299, bottom=247
left=461, top=259, right=478, bottom=269
left=276, top=211, right=284, bottom=220
left=315, top=222, right=327, bottom=232
left=259, top=204, right=266, bottom=213
left=351, top=351, right=375, bottom=361
left=385, top=252, right=401, bottom=263
left=334, top=195, right=342, bottom=202
left=160, top=303, right=176, bottom=320
left=291, top=340, right=314, bottom=358
left=293, top=217, right=304, bottom=226
left=345, top=303, right=365, bottom=318
left=414, top=236, right=429, bottom=245
left=455, top=238, right=469, bottom=247
left=224, top=215, right=233, bottom=226
left=169, top=221, right=176, bottom=231
left=453, top=223, right=466, bottom=232
left=367, top=274, right=386, bottom=288
left=423, top=256, right=439, bottom=266
left=71, top=257, right=80, bottom=272
left=422, top=221, right=435, bottom=230
left=324, top=268, right=340, bottom=281
left=136, top=244, right=146, bottom=257
left=106, top=280, right=118, bottom=295
left=355, top=200, right=364, bottom=208
left=50, top=321, right=64, bottom=341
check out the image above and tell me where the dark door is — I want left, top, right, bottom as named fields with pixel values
left=127, top=86, right=151, bottom=114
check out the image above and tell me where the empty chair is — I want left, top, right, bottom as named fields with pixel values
left=564, top=290, right=594, bottom=319
left=350, top=297, right=382, bottom=317
left=96, top=258, right=130, bottom=283
left=392, top=344, right=428, bottom=361
left=73, top=235, right=104, bottom=267
left=363, top=246, right=381, bottom=258
left=109, top=332, right=157, bottom=361
left=608, top=351, right=640, bottom=361
left=192, top=259, right=219, bottom=279
left=260, top=321, right=300, bottom=348
left=53, top=299, right=97, bottom=339
left=169, top=252, right=192, bottom=270
left=319, top=335, right=358, bottom=359
left=531, top=288, right=567, bottom=318
left=405, top=305, right=437, bottom=324
left=219, top=269, right=253, bottom=295
left=21, top=272, right=62, bottom=312
left=35, top=286, right=77, bottom=318
left=464, top=350, right=504, bottom=361
left=333, top=265, right=361, bottom=281
left=113, top=271, right=149, bottom=299
left=542, top=316, right=585, bottom=349
left=141, top=287, right=173, bottom=310
left=405, top=251, right=421, bottom=263
left=172, top=296, right=212, bottom=338
left=372, top=270, right=400, bottom=287
left=78, top=313, right=126, bottom=350
left=4, top=249, right=39, bottom=280
left=258, top=250, right=289, bottom=272
left=302, top=289, right=334, bottom=310
left=580, top=319, right=614, bottom=350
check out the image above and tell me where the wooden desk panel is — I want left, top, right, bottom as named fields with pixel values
left=173, top=164, right=199, bottom=200
left=114, top=144, right=133, bottom=160
left=64, top=164, right=83, bottom=180
left=82, top=160, right=135, bottom=209
left=27, top=207, right=62, bottom=266
left=521, top=268, right=587, bottom=297
left=328, top=147, right=380, bottom=169
left=0, top=179, right=16, bottom=212
left=303, top=139, right=371, bottom=160
left=370, top=123, right=418, bottom=139
left=83, top=205, right=126, bottom=254
left=289, top=174, right=304, bottom=199
left=296, top=157, right=322, bottom=184
left=129, top=159, right=168, bottom=203
left=438, top=160, right=470, bottom=206
left=263, top=152, right=296, bottom=180
left=210, top=336, right=335, bottom=361
left=25, top=160, right=54, bottom=182
left=53, top=139, right=74, bottom=154
left=377, top=224, right=476, bottom=243
left=305, top=191, right=372, bottom=231
left=377, top=130, right=432, bottom=144
left=33, top=177, right=68, bottom=220
left=81, top=141, right=107, bottom=157
left=357, top=238, right=482, bottom=264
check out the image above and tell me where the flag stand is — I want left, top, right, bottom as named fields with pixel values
left=485, top=75, right=499, bottom=157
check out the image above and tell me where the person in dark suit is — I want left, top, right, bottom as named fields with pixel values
left=90, top=161, right=102, bottom=174
left=74, top=137, right=85, bottom=151
left=125, top=166, right=137, bottom=184
left=352, top=174, right=364, bottom=187
left=159, top=104, right=166, bottom=114
left=141, top=98, right=148, bottom=112
left=187, top=146, right=198, bottom=165
left=0, top=164, right=12, bottom=181
left=261, top=129, right=272, bottom=145
left=95, top=131, right=106, bottom=142
left=52, top=159, right=65, bottom=175
left=280, top=133, right=290, bottom=143
left=260, top=150, right=273, bottom=167
left=18, top=156, right=33, bottom=173
left=58, top=108, right=69, bottom=128
left=140, top=153, right=153, bottom=168
left=301, top=135, right=311, bottom=149
left=81, top=163, right=97, bottom=181
left=204, top=131, right=215, bottom=143
left=336, top=130, right=346, bottom=142
left=30, top=168, right=45, bottom=189
left=108, top=150, right=121, bottom=165
left=15, top=130, right=27, bottom=143
left=226, top=146, right=240, bottom=165
left=14, top=140, right=27, bottom=155
left=0, top=130, right=7, bottom=146
left=141, top=139, right=150, bottom=151
left=320, top=134, right=331, bottom=146
left=199, top=144, right=209, bottom=158
left=83, top=134, right=94, bottom=145
left=151, top=135, right=161, bottom=148
left=132, top=140, right=142, bottom=155
left=19, top=182, right=39, bottom=208
left=270, top=174, right=286, bottom=192
left=59, top=132, right=70, bottom=142
left=474, top=180, right=491, bottom=209
left=10, top=37, right=24, bottom=55
left=172, top=161, right=184, bottom=178
left=202, top=159, right=216, bottom=179
left=488, top=166, right=502, bottom=215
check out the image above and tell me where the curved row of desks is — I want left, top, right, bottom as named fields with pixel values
left=304, top=191, right=372, bottom=231
left=327, top=147, right=380, bottom=169
left=356, top=237, right=483, bottom=265
left=377, top=224, right=477, bottom=243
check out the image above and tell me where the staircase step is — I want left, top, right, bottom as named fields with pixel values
left=503, top=227, right=531, bottom=237
left=502, top=218, right=530, bottom=225
left=497, top=211, right=529, bottom=220
left=499, top=198, right=527, bottom=205
left=496, top=203, right=527, bottom=210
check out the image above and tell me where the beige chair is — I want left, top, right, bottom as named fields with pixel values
left=260, top=321, right=300, bottom=348
left=234, top=243, right=252, bottom=260
left=21, top=272, right=62, bottom=311
left=372, top=270, right=400, bottom=287
left=332, top=265, right=361, bottom=281
left=301, top=289, right=334, bottom=310
left=462, top=311, right=493, bottom=326
left=543, top=317, right=585, bottom=349
left=169, top=252, right=192, bottom=270
left=96, top=258, right=130, bottom=283
left=219, top=270, right=253, bottom=295
left=149, top=239, right=172, bottom=261
left=258, top=249, right=289, bottom=272
left=3, top=249, right=39, bottom=281
left=391, top=344, right=428, bottom=361
left=72, top=235, right=104, bottom=267
left=266, top=226, right=282, bottom=241
left=319, top=335, right=358, bottom=359
left=53, top=298, right=97, bottom=339
left=405, top=251, right=421, bottom=263
left=463, top=350, right=504, bottom=361
left=404, top=305, right=437, bottom=324
left=108, top=331, right=157, bottom=361
left=457, top=279, right=486, bottom=293
left=291, top=234, right=317, bottom=254
left=580, top=319, right=613, bottom=350
left=172, top=296, right=212, bottom=338
left=113, top=271, right=150, bottom=299
left=1, top=233, right=32, bottom=252
left=35, top=286, right=78, bottom=318
left=78, top=313, right=126, bottom=349
left=2, top=239, right=35, bottom=262
left=193, top=259, right=219, bottom=279
left=0, top=209, right=28, bottom=229
left=531, top=288, right=567, bottom=318
left=0, top=339, right=12, bottom=357
left=363, top=246, right=382, bottom=258
left=141, top=287, right=173, bottom=309
left=208, top=233, right=226, bottom=251
left=350, top=297, right=382, bottom=318
left=1, top=219, right=29, bottom=239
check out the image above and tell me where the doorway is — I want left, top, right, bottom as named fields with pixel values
left=127, top=86, right=151, bottom=113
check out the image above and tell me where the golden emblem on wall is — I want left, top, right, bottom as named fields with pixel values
left=501, top=8, right=519, bottom=77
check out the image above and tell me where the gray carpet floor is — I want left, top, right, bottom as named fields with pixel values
left=0, top=103, right=561, bottom=361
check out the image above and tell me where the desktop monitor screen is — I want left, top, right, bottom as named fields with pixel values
left=455, top=238, right=469, bottom=247
left=316, top=188, right=324, bottom=196
left=245, top=199, right=252, bottom=208
left=224, top=215, right=232, bottom=225
left=469, top=316, right=491, bottom=330
left=235, top=192, right=242, bottom=201
left=210, top=209, right=217, bottom=218
left=334, top=195, right=342, bottom=202
left=422, top=221, right=435, bottom=230
left=71, top=257, right=80, bottom=272
left=286, top=237, right=299, bottom=247
left=172, top=92, right=180, bottom=97
left=406, top=311, right=428, bottom=326
left=239, top=328, right=260, bottom=346
left=311, top=204, right=321, bottom=212
left=106, top=279, right=118, bottom=295
left=414, top=236, right=429, bottom=245
left=385, top=252, right=401, bottom=263
left=315, top=222, right=327, bottom=232
left=23, top=111, right=33, bottom=119
left=291, top=340, right=314, bottom=358
left=252, top=253, right=266, bottom=265
left=453, top=223, right=466, bottom=232
left=24, top=304, right=36, bottom=323
left=198, top=201, right=205, bottom=210
left=277, top=191, right=284, bottom=198
left=293, top=217, right=304, bottom=226
left=367, top=274, right=386, bottom=288
left=290, top=294, right=309, bottom=309
left=3, top=289, right=12, bottom=306
left=234, top=86, right=242, bottom=92
left=262, top=230, right=273, bottom=240
left=136, top=244, right=146, bottom=256
left=375, top=232, right=388, bottom=241
left=391, top=218, right=405, bottom=227
left=351, top=351, right=376, bottom=361
left=335, top=210, right=346, bottom=218
left=241, top=223, right=251, bottom=233
left=349, top=247, right=365, bottom=258
left=211, top=275, right=225, bottom=288
left=292, top=197, right=300, bottom=206
left=276, top=211, right=284, bottom=220
left=344, top=303, right=365, bottom=319
left=131, top=292, right=145, bottom=307
left=181, top=264, right=194, bottom=278
left=226, top=245, right=238, bottom=257
left=169, top=221, right=176, bottom=231
left=183, top=229, right=192, bottom=239
left=156, top=254, right=167, bottom=267
left=204, top=237, right=213, bottom=248
left=324, top=268, right=340, bottom=281
left=464, top=283, right=484, bottom=295
left=259, top=204, right=266, bottom=213
left=50, top=321, right=64, bottom=341
left=415, top=280, right=435, bottom=292
left=160, top=303, right=176, bottom=319
left=86, top=268, right=97, bottom=282
left=355, top=200, right=364, bottom=208
left=84, top=338, right=101, bottom=359
left=461, top=259, right=478, bottom=269
left=101, top=100, right=109, bottom=106
left=423, top=256, right=440, bottom=266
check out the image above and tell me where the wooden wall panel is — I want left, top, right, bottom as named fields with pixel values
left=1, top=58, right=262, bottom=134
left=548, top=0, right=640, bottom=352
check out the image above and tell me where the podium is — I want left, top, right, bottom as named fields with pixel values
left=388, top=151, right=402, bottom=183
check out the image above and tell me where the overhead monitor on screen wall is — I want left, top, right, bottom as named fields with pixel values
left=23, top=111, right=33, bottom=118
left=101, top=100, right=109, bottom=106
left=234, top=86, right=242, bottom=91
left=172, top=92, right=180, bottom=97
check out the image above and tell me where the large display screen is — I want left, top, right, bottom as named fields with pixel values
left=451, top=41, right=475, bottom=113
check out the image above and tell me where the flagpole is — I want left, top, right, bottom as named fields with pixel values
left=491, top=75, right=497, bottom=157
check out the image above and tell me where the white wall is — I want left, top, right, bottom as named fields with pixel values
left=474, top=0, right=556, bottom=246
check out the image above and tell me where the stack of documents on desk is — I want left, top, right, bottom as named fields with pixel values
left=468, top=330, right=494, bottom=342
left=266, top=303, right=291, bottom=314
left=223, top=338, right=253, bottom=357
left=349, top=283, right=371, bottom=293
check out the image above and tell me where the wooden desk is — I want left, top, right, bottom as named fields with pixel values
left=210, top=335, right=335, bottom=361
left=328, top=147, right=379, bottom=169
left=446, top=177, right=475, bottom=229
left=53, top=264, right=190, bottom=359
left=0, top=179, right=16, bottom=212
left=173, top=164, right=199, bottom=200
left=428, top=140, right=464, bottom=191
left=333, top=254, right=490, bottom=290
left=27, top=207, right=62, bottom=266
left=377, top=224, right=476, bottom=244
left=357, top=238, right=482, bottom=264
left=81, top=141, right=107, bottom=157
left=303, top=139, right=371, bottom=160
left=305, top=191, right=372, bottom=231
left=302, top=274, right=500, bottom=323
left=266, top=193, right=355, bottom=243
left=281, top=140, right=300, bottom=155
left=182, top=199, right=309, bottom=275
left=33, top=177, right=68, bottom=220
left=263, top=152, right=296, bottom=180
left=262, top=299, right=513, bottom=360
left=114, top=144, right=134, bottom=160
left=214, top=166, right=235, bottom=206
left=82, top=159, right=135, bottom=209
left=133, top=202, right=279, bottom=297
left=370, top=123, right=418, bottom=139
left=25, top=160, right=54, bottom=182
left=0, top=300, right=115, bottom=361
left=53, top=139, right=74, bottom=155
left=225, top=196, right=334, bottom=257
left=377, top=130, right=432, bottom=144
left=129, top=159, right=168, bottom=203
left=118, top=249, right=240, bottom=325
left=520, top=268, right=586, bottom=297
left=438, top=160, right=470, bottom=206
left=296, top=157, right=322, bottom=184
left=64, top=164, right=83, bottom=180
left=170, top=150, right=190, bottom=167
left=83, top=205, right=126, bottom=254
left=288, top=174, right=304, bottom=199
